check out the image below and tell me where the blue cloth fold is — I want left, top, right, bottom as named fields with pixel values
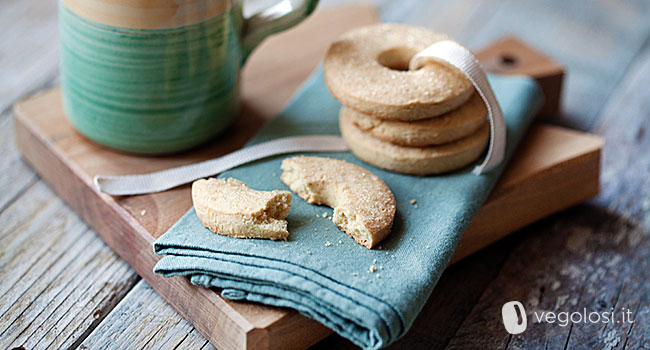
left=153, top=68, right=543, bottom=349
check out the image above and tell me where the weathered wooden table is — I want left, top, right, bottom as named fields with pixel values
left=1, top=0, right=648, bottom=349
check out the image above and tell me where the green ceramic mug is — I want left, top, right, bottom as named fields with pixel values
left=59, top=0, right=318, bottom=153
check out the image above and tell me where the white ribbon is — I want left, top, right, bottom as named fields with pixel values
left=95, top=40, right=505, bottom=195
left=410, top=40, right=506, bottom=175
left=94, top=136, right=348, bottom=195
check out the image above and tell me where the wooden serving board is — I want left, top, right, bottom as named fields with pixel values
left=13, top=4, right=602, bottom=350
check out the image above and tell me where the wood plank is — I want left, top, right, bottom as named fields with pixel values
left=383, top=0, right=650, bottom=130
left=81, top=280, right=214, bottom=350
left=594, top=38, right=650, bottom=228
left=444, top=18, right=650, bottom=349
left=13, top=113, right=268, bottom=350
left=0, top=115, right=38, bottom=213
left=0, top=181, right=139, bottom=349
left=445, top=205, right=649, bottom=349
left=0, top=0, right=59, bottom=117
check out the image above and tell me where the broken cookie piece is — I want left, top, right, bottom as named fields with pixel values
left=281, top=156, right=396, bottom=249
left=192, top=177, right=292, bottom=240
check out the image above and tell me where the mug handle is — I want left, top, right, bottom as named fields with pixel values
left=241, top=0, right=319, bottom=62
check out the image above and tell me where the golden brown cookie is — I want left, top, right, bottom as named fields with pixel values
left=280, top=156, right=395, bottom=249
left=324, top=23, right=473, bottom=121
left=192, top=177, right=292, bottom=240
left=340, top=112, right=490, bottom=175
left=342, top=92, right=487, bottom=146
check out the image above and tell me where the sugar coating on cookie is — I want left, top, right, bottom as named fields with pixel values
left=343, top=92, right=487, bottom=147
left=340, top=112, right=490, bottom=175
left=324, top=23, right=473, bottom=121
left=280, top=156, right=395, bottom=249
left=192, top=177, right=292, bottom=240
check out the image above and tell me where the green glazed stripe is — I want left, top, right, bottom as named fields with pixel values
left=60, top=1, right=244, bottom=153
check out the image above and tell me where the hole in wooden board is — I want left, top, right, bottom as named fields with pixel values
left=499, top=53, right=519, bottom=68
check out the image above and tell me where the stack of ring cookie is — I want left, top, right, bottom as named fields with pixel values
left=324, top=24, right=489, bottom=175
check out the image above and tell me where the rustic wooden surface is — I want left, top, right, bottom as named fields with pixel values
left=11, top=5, right=604, bottom=348
left=1, top=1, right=649, bottom=350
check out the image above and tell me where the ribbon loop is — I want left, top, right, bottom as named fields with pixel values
left=409, top=40, right=506, bottom=175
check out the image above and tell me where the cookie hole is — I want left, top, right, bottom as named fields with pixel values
left=377, top=47, right=419, bottom=71
left=499, top=54, right=518, bottom=68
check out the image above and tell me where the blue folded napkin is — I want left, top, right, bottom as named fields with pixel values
left=153, top=68, right=543, bottom=349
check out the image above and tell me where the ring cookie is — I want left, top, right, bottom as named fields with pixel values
left=324, top=23, right=473, bottom=121
left=340, top=112, right=490, bottom=175
left=281, top=156, right=395, bottom=249
left=192, top=177, right=292, bottom=240
left=343, top=92, right=487, bottom=147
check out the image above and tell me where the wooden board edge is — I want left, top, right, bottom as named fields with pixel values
left=13, top=102, right=267, bottom=350
left=453, top=144, right=601, bottom=264
left=246, top=311, right=332, bottom=350
left=12, top=96, right=604, bottom=350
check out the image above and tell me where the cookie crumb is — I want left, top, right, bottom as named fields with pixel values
left=409, top=199, right=416, bottom=205
left=323, top=211, right=328, bottom=218
left=140, top=210, right=147, bottom=216
left=325, top=227, right=329, bottom=231
left=324, top=233, right=328, bottom=237
left=339, top=240, right=343, bottom=244
left=306, top=250, right=312, bottom=255
left=426, top=245, right=430, bottom=249
left=325, top=241, right=331, bottom=247
left=376, top=274, right=381, bottom=278
left=373, top=259, right=377, bottom=264
left=369, top=265, right=377, bottom=272
left=284, top=244, right=289, bottom=247
left=413, top=204, right=418, bottom=209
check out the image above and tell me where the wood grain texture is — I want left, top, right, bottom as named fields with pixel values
left=453, top=125, right=601, bottom=264
left=13, top=111, right=284, bottom=350
left=81, top=280, right=215, bottom=350
left=0, top=0, right=59, bottom=116
left=0, top=181, right=139, bottom=350
left=446, top=206, right=649, bottom=350
left=0, top=116, right=38, bottom=213
left=594, top=38, right=650, bottom=228
left=0, top=0, right=58, bottom=211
